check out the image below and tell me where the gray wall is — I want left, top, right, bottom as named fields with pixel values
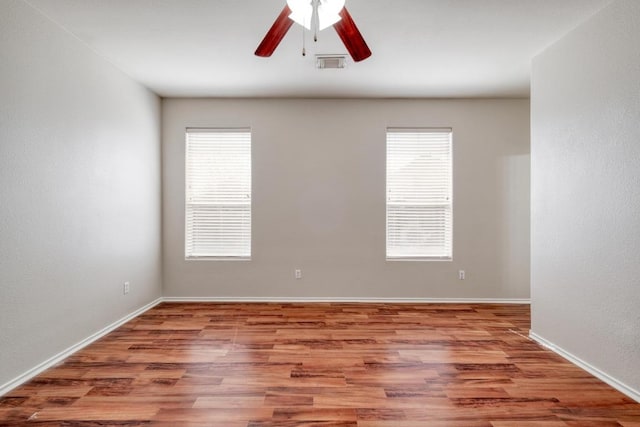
left=163, top=98, right=530, bottom=300
left=531, top=0, right=640, bottom=395
left=0, top=1, right=162, bottom=389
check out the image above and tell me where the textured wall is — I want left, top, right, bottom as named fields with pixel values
left=162, top=98, right=530, bottom=300
left=0, top=1, right=162, bottom=389
left=531, top=0, right=640, bottom=395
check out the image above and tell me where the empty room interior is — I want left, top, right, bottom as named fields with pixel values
left=1, top=0, right=639, bottom=425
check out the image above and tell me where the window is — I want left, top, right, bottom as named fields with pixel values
left=185, top=128, right=251, bottom=259
left=386, top=128, right=452, bottom=260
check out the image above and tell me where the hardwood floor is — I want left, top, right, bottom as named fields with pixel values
left=1, top=302, right=639, bottom=426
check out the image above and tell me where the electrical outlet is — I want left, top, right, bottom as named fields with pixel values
left=458, top=270, right=465, bottom=280
left=295, top=269, right=302, bottom=279
left=123, top=281, right=130, bottom=295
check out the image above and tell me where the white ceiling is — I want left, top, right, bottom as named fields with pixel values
left=25, top=0, right=611, bottom=98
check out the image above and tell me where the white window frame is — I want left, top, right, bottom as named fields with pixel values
left=185, top=128, right=251, bottom=260
left=386, top=128, right=453, bottom=261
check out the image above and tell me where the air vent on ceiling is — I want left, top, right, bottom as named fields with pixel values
left=316, top=55, right=346, bottom=69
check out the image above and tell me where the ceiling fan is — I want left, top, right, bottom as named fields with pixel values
left=255, top=0, right=372, bottom=62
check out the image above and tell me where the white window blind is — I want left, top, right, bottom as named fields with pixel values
left=386, top=129, right=452, bottom=260
left=185, top=129, right=251, bottom=259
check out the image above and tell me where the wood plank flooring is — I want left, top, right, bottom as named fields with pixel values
left=1, top=302, right=640, bottom=426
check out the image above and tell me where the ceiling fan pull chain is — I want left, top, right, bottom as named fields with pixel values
left=313, top=0, right=319, bottom=42
left=302, top=16, right=306, bottom=56
left=314, top=15, right=318, bottom=42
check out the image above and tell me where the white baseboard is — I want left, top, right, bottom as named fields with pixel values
left=0, top=298, right=163, bottom=397
left=529, top=331, right=640, bottom=403
left=162, top=296, right=531, bottom=304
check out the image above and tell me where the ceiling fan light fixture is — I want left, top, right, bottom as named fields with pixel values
left=287, top=0, right=345, bottom=31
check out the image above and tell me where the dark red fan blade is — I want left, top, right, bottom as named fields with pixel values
left=255, top=5, right=294, bottom=57
left=333, top=7, right=371, bottom=62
